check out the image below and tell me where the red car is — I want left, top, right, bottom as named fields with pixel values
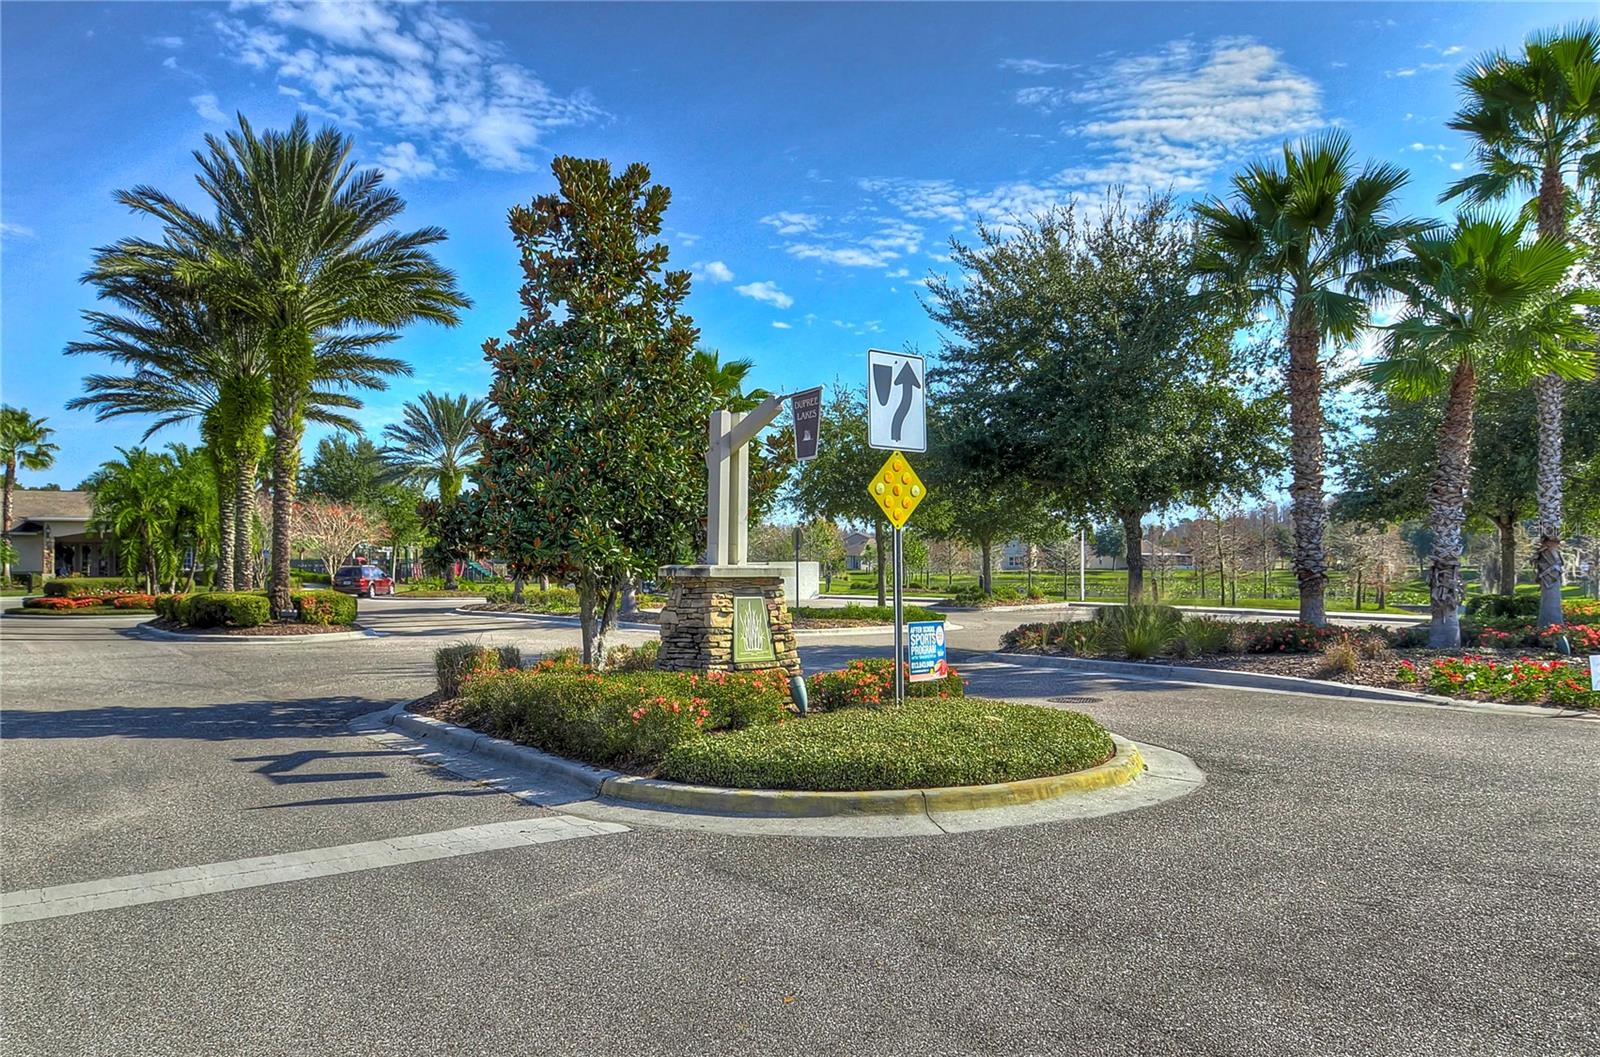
left=332, top=564, right=395, bottom=598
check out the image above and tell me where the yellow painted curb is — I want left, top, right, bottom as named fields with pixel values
left=598, top=736, right=1145, bottom=818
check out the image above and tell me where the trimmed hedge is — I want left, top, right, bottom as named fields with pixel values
left=1464, top=594, right=1539, bottom=620
left=660, top=696, right=1113, bottom=791
left=43, top=577, right=136, bottom=598
left=436, top=642, right=524, bottom=699
left=293, top=589, right=357, bottom=626
left=458, top=665, right=791, bottom=766
left=479, top=585, right=581, bottom=611
left=185, top=592, right=271, bottom=629
left=792, top=604, right=946, bottom=624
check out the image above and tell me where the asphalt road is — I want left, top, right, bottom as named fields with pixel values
left=2, top=598, right=1596, bottom=1056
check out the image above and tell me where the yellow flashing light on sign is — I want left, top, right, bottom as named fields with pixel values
left=868, top=450, right=927, bottom=528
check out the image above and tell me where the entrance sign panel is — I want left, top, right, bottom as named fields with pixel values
left=792, top=386, right=824, bottom=462
left=732, top=594, right=776, bottom=663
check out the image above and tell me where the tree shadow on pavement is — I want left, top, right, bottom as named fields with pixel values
left=0, top=696, right=398, bottom=741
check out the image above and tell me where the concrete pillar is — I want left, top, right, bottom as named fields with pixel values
left=705, top=411, right=732, bottom=565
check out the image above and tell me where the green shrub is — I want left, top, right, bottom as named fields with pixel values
left=479, top=585, right=581, bottom=612
left=1464, top=594, right=1539, bottom=620
left=1000, top=620, right=1103, bottom=654
left=950, top=583, right=986, bottom=605
left=604, top=640, right=660, bottom=672
left=292, top=589, right=357, bottom=626
left=458, top=665, right=791, bottom=765
left=1168, top=616, right=1236, bottom=658
left=660, top=696, right=1114, bottom=791
left=436, top=642, right=524, bottom=698
left=152, top=594, right=189, bottom=622
left=1319, top=636, right=1361, bottom=676
left=11, top=573, right=41, bottom=593
left=1100, top=605, right=1182, bottom=659
left=43, top=577, right=135, bottom=598
left=185, top=592, right=271, bottom=629
left=807, top=657, right=964, bottom=710
left=290, top=571, right=332, bottom=586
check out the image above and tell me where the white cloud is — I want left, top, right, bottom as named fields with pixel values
left=1000, top=58, right=1074, bottom=75
left=1390, top=68, right=1417, bottom=78
left=213, top=1, right=601, bottom=173
left=190, top=93, right=228, bottom=124
left=376, top=141, right=440, bottom=180
left=1015, top=85, right=1069, bottom=111
left=1442, top=45, right=1463, bottom=56
left=147, top=35, right=184, bottom=49
left=735, top=281, right=794, bottom=309
left=1450, top=162, right=1465, bottom=171
left=771, top=321, right=792, bottom=329
left=1, top=221, right=38, bottom=240
left=692, top=260, right=734, bottom=283
left=787, top=243, right=897, bottom=268
left=1057, top=37, right=1323, bottom=193
left=885, top=267, right=910, bottom=279
left=162, top=56, right=179, bottom=70
left=760, top=211, right=823, bottom=235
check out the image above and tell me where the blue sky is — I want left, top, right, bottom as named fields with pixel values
left=1, top=1, right=1589, bottom=486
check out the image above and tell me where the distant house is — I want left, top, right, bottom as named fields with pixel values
left=4, top=490, right=120, bottom=580
left=843, top=530, right=873, bottom=570
left=1078, top=539, right=1195, bottom=572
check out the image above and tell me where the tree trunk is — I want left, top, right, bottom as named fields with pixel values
left=269, top=426, right=299, bottom=618
left=1494, top=514, right=1518, bottom=597
left=578, top=574, right=597, bottom=667
left=234, top=457, right=255, bottom=591
left=1120, top=508, right=1145, bottom=603
left=2, top=460, right=13, bottom=582
left=215, top=463, right=235, bottom=592
left=512, top=575, right=525, bottom=604
left=874, top=522, right=886, bottom=607
left=1532, top=374, right=1566, bottom=628
left=621, top=577, right=638, bottom=617
left=1427, top=360, right=1476, bottom=648
left=1287, top=308, right=1328, bottom=626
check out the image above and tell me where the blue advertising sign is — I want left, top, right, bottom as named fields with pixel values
left=907, top=620, right=947, bottom=683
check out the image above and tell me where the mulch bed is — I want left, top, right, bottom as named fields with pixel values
left=146, top=618, right=359, bottom=637
left=794, top=616, right=895, bottom=629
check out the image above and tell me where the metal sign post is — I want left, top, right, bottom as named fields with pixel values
left=892, top=526, right=904, bottom=706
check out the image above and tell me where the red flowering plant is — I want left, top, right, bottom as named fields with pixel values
left=1563, top=600, right=1600, bottom=622
left=112, top=594, right=157, bottom=609
left=1240, top=621, right=1339, bottom=654
left=1403, top=654, right=1598, bottom=708
left=806, top=657, right=965, bottom=710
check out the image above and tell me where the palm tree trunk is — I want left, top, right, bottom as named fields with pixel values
left=1533, top=162, right=1568, bottom=629
left=234, top=456, right=256, bottom=591
left=1287, top=309, right=1328, bottom=626
left=1120, top=507, right=1145, bottom=602
left=1532, top=375, right=1566, bottom=627
left=216, top=473, right=235, bottom=592
left=270, top=427, right=298, bottom=618
left=2, top=458, right=14, bottom=582
left=1427, top=361, right=1476, bottom=648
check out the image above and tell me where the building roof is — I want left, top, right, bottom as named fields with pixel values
left=7, top=489, right=94, bottom=526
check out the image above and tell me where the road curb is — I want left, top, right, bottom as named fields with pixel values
left=129, top=621, right=380, bottom=644
left=596, top=737, right=1144, bottom=817
left=976, top=650, right=1597, bottom=718
left=370, top=706, right=1146, bottom=818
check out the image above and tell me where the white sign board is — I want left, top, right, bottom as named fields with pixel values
left=1591, top=654, right=1600, bottom=692
left=868, top=349, right=926, bottom=452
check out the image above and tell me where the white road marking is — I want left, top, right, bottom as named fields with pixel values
left=1, top=816, right=628, bottom=924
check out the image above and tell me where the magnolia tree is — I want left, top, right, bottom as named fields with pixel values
left=294, top=498, right=371, bottom=583
left=478, top=157, right=708, bottom=668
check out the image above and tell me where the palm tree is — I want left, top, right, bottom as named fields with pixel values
left=85, top=447, right=179, bottom=594
left=0, top=406, right=59, bottom=582
left=68, top=275, right=397, bottom=591
left=1366, top=214, right=1596, bottom=646
left=1445, top=23, right=1600, bottom=628
left=93, top=114, right=468, bottom=614
left=1194, top=131, right=1434, bottom=625
left=379, top=391, right=488, bottom=505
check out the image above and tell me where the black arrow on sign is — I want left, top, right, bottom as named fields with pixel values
left=891, top=362, right=921, bottom=440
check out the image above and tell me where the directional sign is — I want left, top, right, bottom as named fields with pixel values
left=791, top=386, right=823, bottom=462
left=867, top=349, right=926, bottom=452
left=907, top=620, right=948, bottom=683
left=868, top=450, right=927, bottom=529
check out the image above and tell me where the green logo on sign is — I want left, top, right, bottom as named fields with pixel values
left=732, top=594, right=776, bottom=663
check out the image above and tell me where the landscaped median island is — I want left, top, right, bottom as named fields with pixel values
left=415, top=647, right=1120, bottom=795
left=1001, top=600, right=1600, bottom=710
left=15, top=577, right=159, bottom=615
left=789, top=603, right=945, bottom=629
left=144, top=589, right=361, bottom=636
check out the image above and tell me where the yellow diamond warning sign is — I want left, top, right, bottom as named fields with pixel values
left=868, top=450, right=927, bottom=528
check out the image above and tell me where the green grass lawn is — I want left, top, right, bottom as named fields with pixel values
left=823, top=568, right=1436, bottom=613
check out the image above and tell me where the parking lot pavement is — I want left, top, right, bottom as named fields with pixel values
left=3, top=600, right=1596, bottom=1056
